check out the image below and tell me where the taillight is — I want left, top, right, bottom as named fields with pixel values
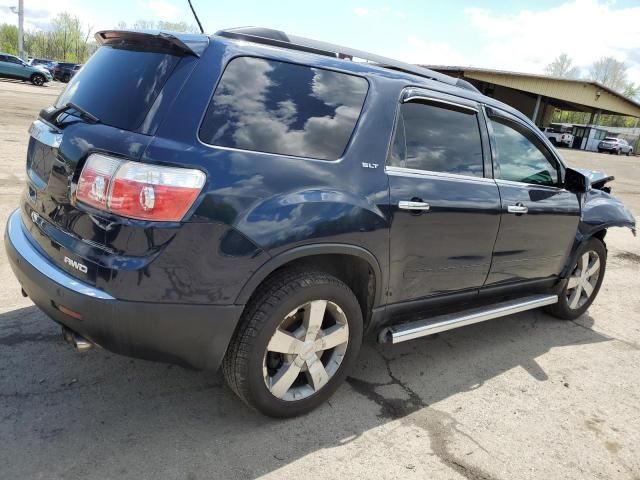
left=76, top=153, right=205, bottom=221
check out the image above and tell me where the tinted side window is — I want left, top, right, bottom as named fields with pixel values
left=489, top=117, right=559, bottom=186
left=199, top=57, right=368, bottom=161
left=387, top=100, right=484, bottom=177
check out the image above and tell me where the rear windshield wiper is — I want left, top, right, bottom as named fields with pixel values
left=40, top=102, right=100, bottom=127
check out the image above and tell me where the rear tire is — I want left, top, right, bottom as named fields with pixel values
left=547, top=238, right=606, bottom=320
left=223, top=269, right=363, bottom=418
left=63, top=74, right=70, bottom=83
left=30, top=74, right=45, bottom=86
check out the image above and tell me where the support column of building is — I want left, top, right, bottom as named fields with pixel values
left=531, top=95, right=542, bottom=125
left=593, top=109, right=602, bottom=126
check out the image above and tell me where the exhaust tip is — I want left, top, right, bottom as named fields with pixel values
left=61, top=327, right=94, bottom=352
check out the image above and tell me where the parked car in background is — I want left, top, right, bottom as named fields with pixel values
left=5, top=28, right=636, bottom=418
left=598, top=137, right=633, bottom=155
left=71, top=64, right=82, bottom=78
left=0, top=53, right=53, bottom=86
left=29, top=58, right=58, bottom=74
left=53, top=62, right=78, bottom=82
left=540, top=127, right=574, bottom=147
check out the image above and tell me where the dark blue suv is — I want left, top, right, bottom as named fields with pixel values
left=5, top=28, right=635, bottom=417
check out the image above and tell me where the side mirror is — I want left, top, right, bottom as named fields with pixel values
left=564, top=167, right=591, bottom=193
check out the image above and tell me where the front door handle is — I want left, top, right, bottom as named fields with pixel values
left=507, top=204, right=528, bottom=214
left=399, top=200, right=430, bottom=211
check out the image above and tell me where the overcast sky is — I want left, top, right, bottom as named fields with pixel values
left=1, top=0, right=639, bottom=83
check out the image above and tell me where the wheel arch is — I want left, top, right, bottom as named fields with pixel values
left=235, top=244, right=384, bottom=327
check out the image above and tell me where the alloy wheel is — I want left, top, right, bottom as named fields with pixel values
left=263, top=299, right=349, bottom=401
left=566, top=251, right=601, bottom=309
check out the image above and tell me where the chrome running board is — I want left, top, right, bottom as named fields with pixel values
left=379, top=294, right=558, bottom=344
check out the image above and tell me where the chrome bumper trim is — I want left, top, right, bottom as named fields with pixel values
left=7, top=210, right=115, bottom=300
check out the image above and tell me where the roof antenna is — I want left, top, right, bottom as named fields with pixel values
left=187, top=0, right=204, bottom=33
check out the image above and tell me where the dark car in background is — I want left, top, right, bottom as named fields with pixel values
left=52, top=62, right=78, bottom=82
left=598, top=137, right=633, bottom=155
left=5, top=28, right=636, bottom=418
left=71, top=64, right=82, bottom=78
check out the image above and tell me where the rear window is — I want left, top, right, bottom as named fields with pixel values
left=604, top=137, right=618, bottom=142
left=199, top=56, right=369, bottom=160
left=55, top=46, right=181, bottom=131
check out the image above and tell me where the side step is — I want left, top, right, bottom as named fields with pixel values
left=379, top=294, right=558, bottom=344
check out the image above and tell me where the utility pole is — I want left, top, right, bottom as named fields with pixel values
left=10, top=0, right=24, bottom=60
left=18, top=0, right=24, bottom=60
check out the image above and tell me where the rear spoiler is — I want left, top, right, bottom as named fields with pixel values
left=95, top=30, right=209, bottom=57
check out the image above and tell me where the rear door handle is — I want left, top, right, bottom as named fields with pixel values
left=507, top=204, right=528, bottom=214
left=399, top=200, right=430, bottom=211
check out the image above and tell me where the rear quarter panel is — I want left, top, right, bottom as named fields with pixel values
left=147, top=38, right=405, bottom=305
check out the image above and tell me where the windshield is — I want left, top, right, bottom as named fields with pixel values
left=55, top=45, right=181, bottom=131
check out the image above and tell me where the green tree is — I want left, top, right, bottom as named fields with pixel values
left=0, top=24, right=18, bottom=55
left=22, top=13, right=95, bottom=63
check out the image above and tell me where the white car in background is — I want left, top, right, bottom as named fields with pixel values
left=540, top=127, right=574, bottom=147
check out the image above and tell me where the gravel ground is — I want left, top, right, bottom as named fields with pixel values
left=0, top=78, right=639, bottom=480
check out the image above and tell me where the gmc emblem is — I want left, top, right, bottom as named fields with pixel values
left=64, top=256, right=88, bottom=274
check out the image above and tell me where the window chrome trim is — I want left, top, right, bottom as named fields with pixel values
left=402, top=96, right=478, bottom=113
left=7, top=210, right=115, bottom=300
left=385, top=165, right=495, bottom=184
left=494, top=178, right=566, bottom=191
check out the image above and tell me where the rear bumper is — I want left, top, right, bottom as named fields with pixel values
left=5, top=209, right=243, bottom=370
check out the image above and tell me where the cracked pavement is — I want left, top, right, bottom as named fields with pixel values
left=1, top=79, right=639, bottom=479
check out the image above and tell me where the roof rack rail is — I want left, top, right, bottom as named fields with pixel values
left=215, top=27, right=479, bottom=93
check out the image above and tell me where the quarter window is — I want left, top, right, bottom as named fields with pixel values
left=387, top=100, right=484, bottom=177
left=489, top=117, right=559, bottom=186
left=199, top=57, right=369, bottom=161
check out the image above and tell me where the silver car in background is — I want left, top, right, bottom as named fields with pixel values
left=598, top=137, right=634, bottom=155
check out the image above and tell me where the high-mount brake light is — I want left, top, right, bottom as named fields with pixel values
left=76, top=153, right=205, bottom=221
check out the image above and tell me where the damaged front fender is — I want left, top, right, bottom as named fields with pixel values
left=580, top=189, right=636, bottom=238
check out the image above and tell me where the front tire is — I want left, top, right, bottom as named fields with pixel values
left=30, top=74, right=45, bottom=86
left=547, top=238, right=606, bottom=320
left=223, top=269, right=363, bottom=418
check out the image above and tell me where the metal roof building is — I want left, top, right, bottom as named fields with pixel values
left=427, top=66, right=640, bottom=127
